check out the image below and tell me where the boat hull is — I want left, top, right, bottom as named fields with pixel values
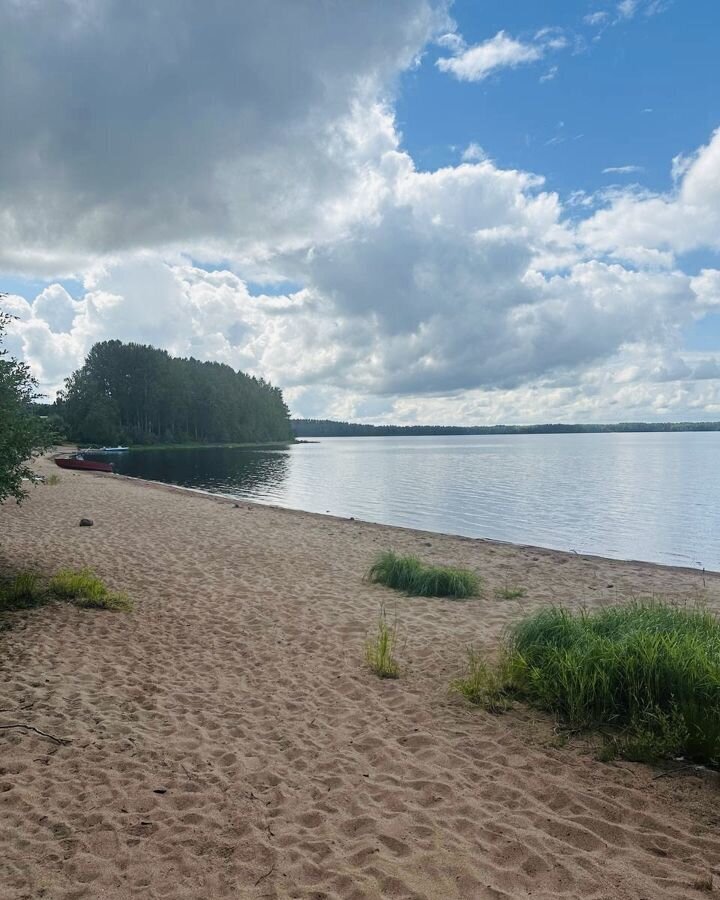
left=55, top=457, right=114, bottom=473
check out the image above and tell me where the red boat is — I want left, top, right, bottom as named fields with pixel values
left=55, top=455, right=114, bottom=473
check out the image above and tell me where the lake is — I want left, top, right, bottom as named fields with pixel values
left=97, top=434, right=720, bottom=571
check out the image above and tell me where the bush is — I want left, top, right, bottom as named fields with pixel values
left=368, top=551, right=480, bottom=599
left=506, top=602, right=720, bottom=765
left=365, top=607, right=400, bottom=678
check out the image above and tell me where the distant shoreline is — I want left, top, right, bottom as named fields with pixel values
left=292, top=418, right=720, bottom=438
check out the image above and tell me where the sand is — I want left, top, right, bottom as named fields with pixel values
left=1, top=456, right=719, bottom=900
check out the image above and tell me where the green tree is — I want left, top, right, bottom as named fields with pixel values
left=0, top=308, right=55, bottom=503
left=58, top=339, right=292, bottom=446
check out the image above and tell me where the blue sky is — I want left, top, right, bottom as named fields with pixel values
left=399, top=0, right=720, bottom=197
left=1, top=0, right=720, bottom=423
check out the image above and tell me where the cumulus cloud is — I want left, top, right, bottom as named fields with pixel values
left=580, top=128, right=720, bottom=256
left=0, top=0, right=448, bottom=275
left=1, top=1, right=719, bottom=424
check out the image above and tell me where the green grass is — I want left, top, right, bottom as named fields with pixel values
left=451, top=648, right=511, bottom=712
left=505, top=602, right=720, bottom=765
left=43, top=473, right=61, bottom=486
left=48, top=568, right=134, bottom=612
left=368, top=551, right=480, bottom=599
left=364, top=607, right=400, bottom=678
left=0, top=572, right=46, bottom=610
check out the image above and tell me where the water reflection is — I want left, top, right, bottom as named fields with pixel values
left=98, top=446, right=291, bottom=498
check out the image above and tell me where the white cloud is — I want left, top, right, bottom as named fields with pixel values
left=602, top=165, right=644, bottom=175
left=584, top=11, right=609, bottom=26
left=461, top=143, right=488, bottom=162
left=617, top=0, right=641, bottom=18
left=436, top=30, right=545, bottom=82
left=581, top=128, right=720, bottom=256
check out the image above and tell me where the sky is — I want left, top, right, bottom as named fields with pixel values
left=1, top=0, right=720, bottom=425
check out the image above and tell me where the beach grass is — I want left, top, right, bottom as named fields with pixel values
left=0, top=572, right=46, bottom=610
left=505, top=602, right=720, bottom=764
left=49, top=568, right=134, bottom=612
left=368, top=551, right=480, bottom=599
left=451, top=648, right=511, bottom=712
left=365, top=607, right=400, bottom=678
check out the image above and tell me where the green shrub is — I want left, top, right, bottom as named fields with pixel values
left=368, top=551, right=480, bottom=599
left=0, top=572, right=46, bottom=610
left=451, top=648, right=511, bottom=712
left=365, top=607, right=400, bottom=678
left=506, top=602, right=720, bottom=765
left=44, top=474, right=61, bottom=486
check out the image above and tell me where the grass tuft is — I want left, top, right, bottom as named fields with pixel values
left=365, top=607, right=400, bottom=678
left=505, top=602, right=720, bottom=765
left=49, top=568, right=133, bottom=612
left=451, top=648, right=511, bottom=712
left=43, top=474, right=61, bottom=486
left=0, top=572, right=46, bottom=610
left=368, top=551, right=480, bottom=599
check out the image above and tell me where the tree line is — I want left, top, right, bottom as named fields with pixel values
left=57, top=340, right=292, bottom=445
left=292, top=418, right=720, bottom=437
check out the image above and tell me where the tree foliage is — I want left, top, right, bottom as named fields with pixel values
left=0, top=310, right=55, bottom=503
left=58, top=340, right=292, bottom=445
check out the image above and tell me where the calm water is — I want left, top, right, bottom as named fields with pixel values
left=97, top=434, right=720, bottom=570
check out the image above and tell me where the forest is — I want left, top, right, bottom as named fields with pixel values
left=57, top=341, right=292, bottom=445
left=291, top=418, right=720, bottom=437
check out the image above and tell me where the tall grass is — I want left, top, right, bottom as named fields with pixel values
left=368, top=551, right=480, bottom=599
left=364, top=607, right=400, bottom=678
left=506, top=603, right=720, bottom=764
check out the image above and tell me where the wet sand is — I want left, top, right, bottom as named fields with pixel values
left=1, top=456, right=719, bottom=899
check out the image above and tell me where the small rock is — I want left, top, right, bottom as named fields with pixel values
left=152, top=788, right=167, bottom=795
left=79, top=518, right=94, bottom=527
left=233, top=503, right=241, bottom=508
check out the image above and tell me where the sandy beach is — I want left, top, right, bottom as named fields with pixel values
left=1, top=457, right=719, bottom=900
